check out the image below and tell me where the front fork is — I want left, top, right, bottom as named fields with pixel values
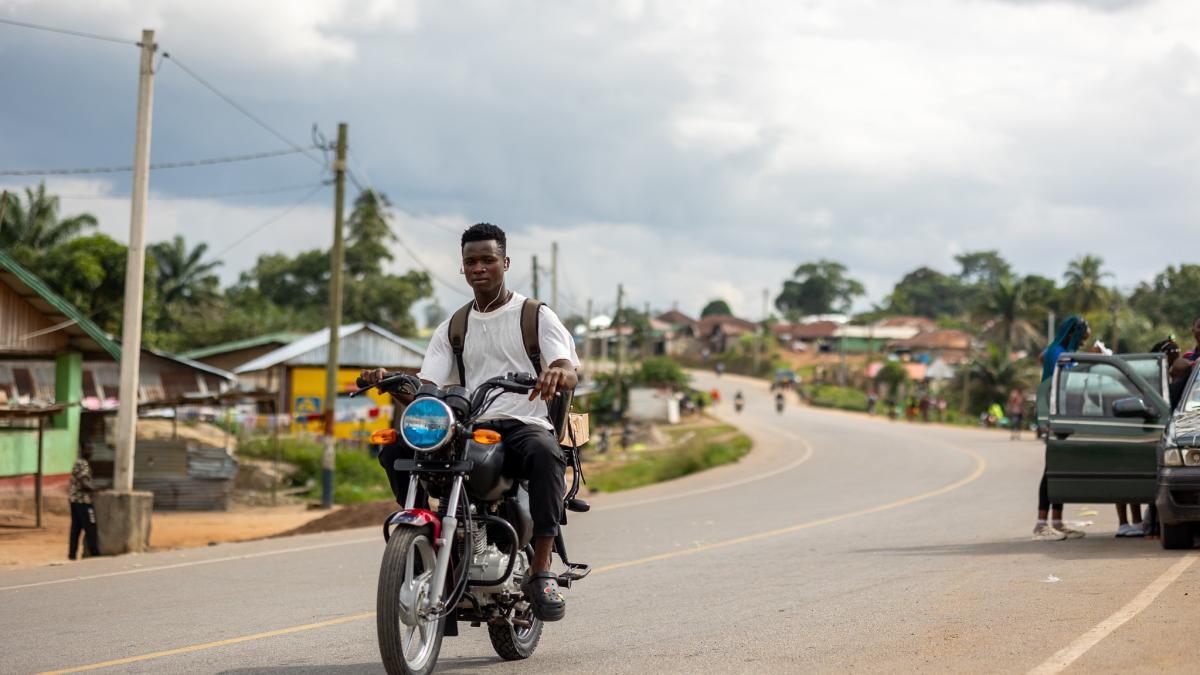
left=425, top=475, right=464, bottom=608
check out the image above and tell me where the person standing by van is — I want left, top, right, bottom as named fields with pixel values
left=1032, top=316, right=1090, bottom=542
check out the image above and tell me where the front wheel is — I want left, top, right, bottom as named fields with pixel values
left=378, top=526, right=444, bottom=675
left=488, top=601, right=543, bottom=660
left=1161, top=523, right=1194, bottom=550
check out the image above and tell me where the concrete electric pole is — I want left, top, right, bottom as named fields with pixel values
left=614, top=284, right=624, bottom=415
left=551, top=241, right=559, bottom=314
left=113, top=29, right=157, bottom=494
left=532, top=254, right=540, bottom=299
left=321, top=122, right=348, bottom=509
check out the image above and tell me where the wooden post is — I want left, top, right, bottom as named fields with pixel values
left=35, top=416, right=44, bottom=529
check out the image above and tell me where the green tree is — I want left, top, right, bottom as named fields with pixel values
left=1130, top=264, right=1200, bottom=329
left=774, top=259, right=865, bottom=319
left=31, top=234, right=160, bottom=336
left=149, top=235, right=222, bottom=308
left=700, top=299, right=733, bottom=317
left=977, top=276, right=1041, bottom=352
left=345, top=189, right=397, bottom=277
left=0, top=183, right=97, bottom=264
left=954, top=250, right=1011, bottom=287
left=968, top=345, right=1034, bottom=411
left=634, top=357, right=689, bottom=389
left=1061, top=254, right=1111, bottom=314
left=887, top=267, right=967, bottom=318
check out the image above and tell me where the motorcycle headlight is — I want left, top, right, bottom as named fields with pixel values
left=400, top=398, right=455, bottom=452
left=1164, top=448, right=1183, bottom=467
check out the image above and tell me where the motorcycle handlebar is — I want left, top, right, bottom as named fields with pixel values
left=349, top=372, right=421, bottom=397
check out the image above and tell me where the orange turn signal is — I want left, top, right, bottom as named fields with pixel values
left=473, top=429, right=502, bottom=445
left=370, top=428, right=398, bottom=445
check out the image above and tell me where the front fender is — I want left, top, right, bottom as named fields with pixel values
left=382, top=508, right=441, bottom=543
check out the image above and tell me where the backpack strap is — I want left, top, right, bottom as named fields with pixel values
left=447, top=301, right=473, bottom=386
left=520, top=297, right=544, bottom=376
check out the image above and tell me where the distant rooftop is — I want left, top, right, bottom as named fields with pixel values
left=180, top=332, right=305, bottom=360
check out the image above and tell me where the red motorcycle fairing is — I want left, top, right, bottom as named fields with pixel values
left=384, top=508, right=442, bottom=543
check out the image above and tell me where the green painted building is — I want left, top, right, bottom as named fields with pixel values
left=0, top=250, right=120, bottom=483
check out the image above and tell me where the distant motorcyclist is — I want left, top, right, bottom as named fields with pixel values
left=734, top=391, right=745, bottom=412
left=774, top=392, right=785, bottom=414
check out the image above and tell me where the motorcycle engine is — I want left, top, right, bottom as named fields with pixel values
left=468, top=544, right=528, bottom=595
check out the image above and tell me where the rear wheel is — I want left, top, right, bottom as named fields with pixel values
left=1161, top=523, right=1194, bottom=550
left=488, top=601, right=543, bottom=660
left=378, top=527, right=444, bottom=675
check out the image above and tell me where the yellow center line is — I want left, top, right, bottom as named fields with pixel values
left=36, top=612, right=377, bottom=675
left=41, top=435, right=986, bottom=674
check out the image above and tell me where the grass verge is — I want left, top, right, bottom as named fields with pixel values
left=239, top=436, right=393, bottom=503
left=587, top=422, right=752, bottom=493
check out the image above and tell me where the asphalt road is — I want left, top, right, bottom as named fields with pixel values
left=4, top=372, right=1198, bottom=674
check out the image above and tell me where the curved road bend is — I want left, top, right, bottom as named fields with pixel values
left=3, top=372, right=1197, bottom=674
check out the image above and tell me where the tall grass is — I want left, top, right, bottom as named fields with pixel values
left=588, top=424, right=751, bottom=493
left=239, top=436, right=393, bottom=503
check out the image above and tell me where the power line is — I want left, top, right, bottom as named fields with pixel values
left=209, top=182, right=329, bottom=259
left=0, top=146, right=318, bottom=176
left=50, top=181, right=327, bottom=201
left=0, top=17, right=139, bottom=46
left=160, top=52, right=326, bottom=168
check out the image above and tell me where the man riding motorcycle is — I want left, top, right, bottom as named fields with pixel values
left=360, top=222, right=581, bottom=622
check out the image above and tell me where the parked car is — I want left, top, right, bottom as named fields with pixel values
left=1043, top=351, right=1200, bottom=548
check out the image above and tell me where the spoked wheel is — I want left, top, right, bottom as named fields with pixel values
left=377, top=527, right=444, bottom=675
left=488, top=600, right=543, bottom=660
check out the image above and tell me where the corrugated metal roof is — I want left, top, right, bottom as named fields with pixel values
left=144, top=347, right=236, bottom=382
left=235, top=323, right=426, bottom=373
left=179, top=331, right=305, bottom=360
left=0, top=249, right=121, bottom=359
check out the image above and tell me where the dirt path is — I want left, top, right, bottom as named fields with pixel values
left=0, top=503, right=331, bottom=570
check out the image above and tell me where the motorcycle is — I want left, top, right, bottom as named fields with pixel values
left=775, top=395, right=785, bottom=414
left=734, top=395, right=745, bottom=413
left=352, top=371, right=591, bottom=675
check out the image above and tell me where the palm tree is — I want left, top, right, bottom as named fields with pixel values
left=969, top=344, right=1034, bottom=408
left=149, top=235, right=222, bottom=308
left=1062, top=255, right=1111, bottom=314
left=0, top=183, right=97, bottom=260
left=978, top=277, right=1041, bottom=352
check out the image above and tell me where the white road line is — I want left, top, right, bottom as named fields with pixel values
left=591, top=431, right=813, bottom=512
left=1027, top=553, right=1199, bottom=675
left=0, top=536, right=379, bottom=592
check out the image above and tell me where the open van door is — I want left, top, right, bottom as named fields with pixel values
left=1045, top=353, right=1169, bottom=503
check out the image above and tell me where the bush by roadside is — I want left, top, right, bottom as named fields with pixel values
left=239, top=436, right=392, bottom=504
left=587, top=421, right=751, bottom=493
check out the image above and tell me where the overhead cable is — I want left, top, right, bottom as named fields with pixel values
left=51, top=182, right=328, bottom=201
left=0, top=17, right=139, bottom=46
left=209, top=182, right=329, bottom=259
left=0, top=147, right=319, bottom=177
left=160, top=52, right=326, bottom=168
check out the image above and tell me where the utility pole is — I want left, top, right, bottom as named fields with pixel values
left=321, top=122, right=348, bottom=509
left=754, top=288, right=767, bottom=376
left=0, top=190, right=9, bottom=226
left=584, top=298, right=593, bottom=366
left=614, top=284, right=624, bottom=415
left=1110, top=302, right=1120, bottom=353
left=532, top=255, right=540, bottom=299
left=551, top=241, right=559, bottom=314
left=113, top=30, right=157, bottom=495
left=1047, top=311, right=1056, bottom=345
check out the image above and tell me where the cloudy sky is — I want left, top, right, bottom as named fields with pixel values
left=3, top=0, right=1199, bottom=324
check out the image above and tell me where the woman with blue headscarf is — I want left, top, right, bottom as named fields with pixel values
left=1032, top=315, right=1090, bottom=542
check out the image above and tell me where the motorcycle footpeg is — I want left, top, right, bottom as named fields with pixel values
left=565, top=498, right=590, bottom=513
left=556, top=562, right=591, bottom=588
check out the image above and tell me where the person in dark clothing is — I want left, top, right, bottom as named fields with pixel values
left=68, top=443, right=100, bottom=559
left=1033, top=316, right=1090, bottom=541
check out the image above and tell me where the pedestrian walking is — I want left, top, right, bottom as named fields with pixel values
left=1006, top=388, right=1025, bottom=440
left=68, top=443, right=100, bottom=559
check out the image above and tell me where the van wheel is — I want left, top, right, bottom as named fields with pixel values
left=1161, top=523, right=1193, bottom=550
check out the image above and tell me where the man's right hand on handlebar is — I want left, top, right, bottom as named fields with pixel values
left=359, top=368, right=389, bottom=387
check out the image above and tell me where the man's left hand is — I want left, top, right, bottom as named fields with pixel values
left=530, top=365, right=576, bottom=401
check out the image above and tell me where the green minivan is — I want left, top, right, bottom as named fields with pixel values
left=1041, top=352, right=1200, bottom=549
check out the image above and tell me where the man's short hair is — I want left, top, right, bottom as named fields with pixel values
left=461, top=222, right=506, bottom=255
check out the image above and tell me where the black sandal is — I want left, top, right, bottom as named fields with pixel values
left=522, top=571, right=566, bottom=622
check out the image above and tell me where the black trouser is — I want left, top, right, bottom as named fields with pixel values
left=380, top=419, right=566, bottom=538
left=1037, top=472, right=1062, bottom=513
left=69, top=502, right=99, bottom=559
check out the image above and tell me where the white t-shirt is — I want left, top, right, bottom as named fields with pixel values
left=419, top=292, right=581, bottom=429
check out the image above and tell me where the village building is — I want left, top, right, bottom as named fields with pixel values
left=232, top=323, right=425, bottom=442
